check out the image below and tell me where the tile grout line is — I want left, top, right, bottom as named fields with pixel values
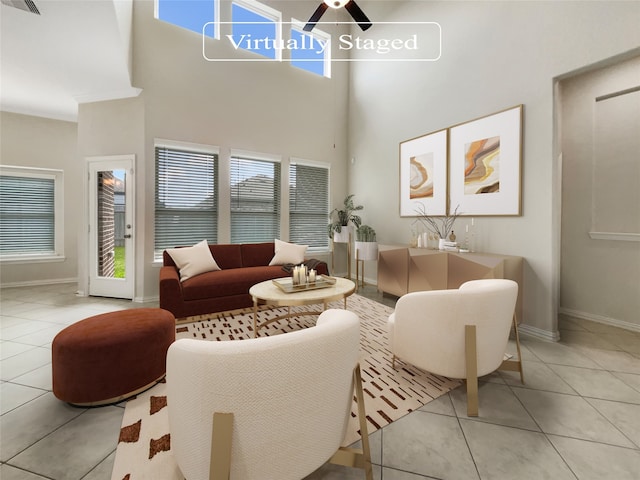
left=454, top=410, right=482, bottom=480
left=501, top=378, right=580, bottom=479
left=3, top=399, right=89, bottom=467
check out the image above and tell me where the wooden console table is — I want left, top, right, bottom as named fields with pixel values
left=377, top=245, right=524, bottom=321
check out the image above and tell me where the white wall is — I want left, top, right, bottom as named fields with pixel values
left=560, top=56, right=640, bottom=331
left=347, top=1, right=640, bottom=338
left=0, top=112, right=79, bottom=286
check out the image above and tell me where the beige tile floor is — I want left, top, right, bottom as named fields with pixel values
left=1, top=283, right=639, bottom=479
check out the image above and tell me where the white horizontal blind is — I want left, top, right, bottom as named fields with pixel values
left=289, top=162, right=329, bottom=251
left=230, top=155, right=280, bottom=244
left=155, top=147, right=218, bottom=256
left=0, top=174, right=55, bottom=255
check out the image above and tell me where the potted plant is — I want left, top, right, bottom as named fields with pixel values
left=328, top=194, right=364, bottom=243
left=355, top=224, right=378, bottom=261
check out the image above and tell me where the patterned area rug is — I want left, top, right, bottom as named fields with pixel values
left=111, top=294, right=461, bottom=480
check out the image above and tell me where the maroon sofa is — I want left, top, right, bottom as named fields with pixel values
left=159, top=242, right=328, bottom=319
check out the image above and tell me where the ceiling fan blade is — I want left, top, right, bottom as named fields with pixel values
left=344, top=0, right=372, bottom=31
left=303, top=3, right=328, bottom=32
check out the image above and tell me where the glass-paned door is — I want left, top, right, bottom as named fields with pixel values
left=88, top=156, right=135, bottom=299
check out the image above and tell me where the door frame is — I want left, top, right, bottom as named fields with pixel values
left=85, top=155, right=136, bottom=299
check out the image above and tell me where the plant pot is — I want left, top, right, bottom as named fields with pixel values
left=438, top=238, right=447, bottom=250
left=355, top=241, right=378, bottom=261
left=333, top=225, right=353, bottom=244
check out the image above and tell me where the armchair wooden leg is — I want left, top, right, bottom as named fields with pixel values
left=512, top=314, right=525, bottom=384
left=355, top=364, right=373, bottom=480
left=499, top=313, right=525, bottom=385
left=329, top=364, right=373, bottom=480
left=465, top=325, right=479, bottom=417
left=210, top=412, right=233, bottom=480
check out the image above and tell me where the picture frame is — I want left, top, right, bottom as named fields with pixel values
left=399, top=128, right=448, bottom=216
left=448, top=105, right=523, bottom=216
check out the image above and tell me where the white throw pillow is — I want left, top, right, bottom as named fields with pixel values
left=269, top=239, right=308, bottom=266
left=166, top=240, right=221, bottom=282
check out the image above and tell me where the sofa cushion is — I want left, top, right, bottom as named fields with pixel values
left=181, top=266, right=289, bottom=301
left=269, top=239, right=308, bottom=266
left=209, top=244, right=243, bottom=270
left=241, top=242, right=276, bottom=267
left=166, top=240, right=221, bottom=282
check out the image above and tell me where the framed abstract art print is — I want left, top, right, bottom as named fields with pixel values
left=448, top=105, right=523, bottom=215
left=399, top=128, right=448, bottom=216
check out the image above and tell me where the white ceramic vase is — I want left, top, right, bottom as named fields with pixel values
left=333, top=225, right=353, bottom=244
left=355, top=241, right=378, bottom=261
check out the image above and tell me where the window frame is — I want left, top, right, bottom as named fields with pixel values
left=0, top=165, right=65, bottom=263
left=155, top=0, right=220, bottom=39
left=231, top=0, right=283, bottom=61
left=154, top=139, right=220, bottom=262
left=289, top=19, right=332, bottom=78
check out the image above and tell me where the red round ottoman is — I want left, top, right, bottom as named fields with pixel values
left=52, top=308, right=175, bottom=406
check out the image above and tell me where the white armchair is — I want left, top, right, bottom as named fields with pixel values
left=388, top=279, right=523, bottom=416
left=167, top=308, right=372, bottom=480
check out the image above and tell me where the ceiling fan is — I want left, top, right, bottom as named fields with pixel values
left=1, top=0, right=40, bottom=15
left=303, top=0, right=372, bottom=32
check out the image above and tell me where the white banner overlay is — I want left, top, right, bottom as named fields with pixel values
left=203, top=22, right=442, bottom=62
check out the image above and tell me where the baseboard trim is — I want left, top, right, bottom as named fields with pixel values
left=363, top=276, right=377, bottom=286
left=135, top=295, right=159, bottom=304
left=0, top=279, right=160, bottom=305
left=518, top=324, right=561, bottom=343
left=559, top=307, right=640, bottom=333
left=0, top=277, right=78, bottom=289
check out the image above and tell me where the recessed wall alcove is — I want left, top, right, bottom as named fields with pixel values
left=558, top=53, right=640, bottom=332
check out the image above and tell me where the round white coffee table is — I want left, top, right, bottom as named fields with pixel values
left=249, top=276, right=356, bottom=337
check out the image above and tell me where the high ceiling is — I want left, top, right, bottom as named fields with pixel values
left=0, top=0, right=141, bottom=122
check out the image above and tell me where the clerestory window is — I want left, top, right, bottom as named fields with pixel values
left=290, top=21, right=331, bottom=78
left=230, top=0, right=282, bottom=60
left=155, top=0, right=330, bottom=77
left=155, top=0, right=218, bottom=38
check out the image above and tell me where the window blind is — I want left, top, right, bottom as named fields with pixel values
left=289, top=162, right=329, bottom=251
left=0, top=175, right=55, bottom=255
left=230, top=156, right=280, bottom=244
left=155, top=147, right=218, bottom=256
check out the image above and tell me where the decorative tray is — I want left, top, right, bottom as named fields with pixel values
left=272, top=275, right=337, bottom=293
